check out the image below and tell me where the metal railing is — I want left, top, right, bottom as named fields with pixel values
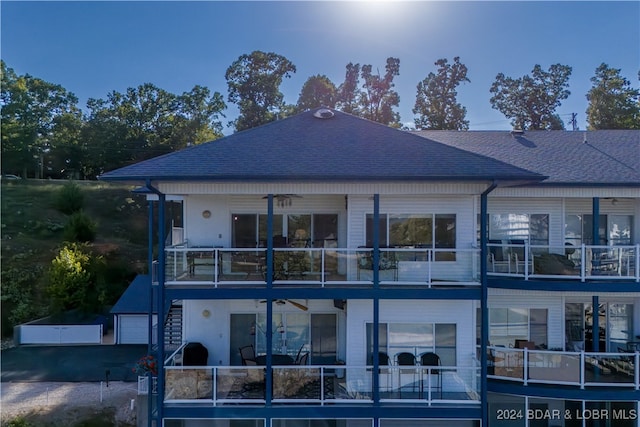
left=159, top=364, right=480, bottom=405
left=163, top=246, right=481, bottom=287
left=487, top=243, right=639, bottom=282
left=488, top=346, right=640, bottom=389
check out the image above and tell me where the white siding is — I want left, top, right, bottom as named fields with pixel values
left=183, top=195, right=345, bottom=247
left=347, top=195, right=477, bottom=281
left=345, top=299, right=476, bottom=367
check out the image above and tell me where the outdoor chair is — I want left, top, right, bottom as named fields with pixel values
left=420, top=352, right=442, bottom=398
left=239, top=344, right=256, bottom=366
left=489, top=239, right=510, bottom=273
left=395, top=352, right=418, bottom=396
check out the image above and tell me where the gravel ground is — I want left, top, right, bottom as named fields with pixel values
left=0, top=381, right=138, bottom=425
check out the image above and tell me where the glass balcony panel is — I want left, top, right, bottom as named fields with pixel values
left=378, top=365, right=480, bottom=402
left=216, top=366, right=265, bottom=401
left=527, top=351, right=581, bottom=383
left=164, top=367, right=214, bottom=401
left=585, top=354, right=636, bottom=384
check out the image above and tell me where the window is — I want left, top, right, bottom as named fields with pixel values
left=232, top=213, right=337, bottom=248
left=366, top=213, right=456, bottom=260
left=486, top=213, right=549, bottom=246
left=565, top=214, right=632, bottom=246
left=230, top=313, right=337, bottom=365
left=366, top=322, right=457, bottom=366
left=489, top=308, right=548, bottom=349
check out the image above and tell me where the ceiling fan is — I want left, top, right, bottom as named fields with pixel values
left=259, top=299, right=308, bottom=311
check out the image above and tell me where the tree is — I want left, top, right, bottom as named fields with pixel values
left=225, top=51, right=296, bottom=131
left=173, top=85, right=226, bottom=144
left=586, top=63, right=640, bottom=129
left=359, top=57, right=401, bottom=126
left=1, top=60, right=81, bottom=178
left=489, top=64, right=572, bottom=130
left=336, top=63, right=361, bottom=115
left=413, top=57, right=470, bottom=130
left=47, top=243, right=105, bottom=314
left=82, top=83, right=225, bottom=176
left=296, top=75, right=337, bottom=112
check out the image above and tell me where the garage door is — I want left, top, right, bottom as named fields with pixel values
left=118, top=315, right=148, bottom=344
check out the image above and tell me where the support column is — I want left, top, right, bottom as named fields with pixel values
left=146, top=198, right=154, bottom=427
left=372, top=194, right=381, bottom=403
left=481, top=183, right=496, bottom=427
left=156, top=193, right=166, bottom=423
left=265, top=194, right=274, bottom=405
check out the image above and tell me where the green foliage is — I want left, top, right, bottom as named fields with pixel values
left=54, top=182, right=85, bottom=214
left=586, top=63, right=640, bottom=130
left=1, top=262, right=47, bottom=334
left=414, top=57, right=470, bottom=130
left=4, top=417, right=35, bottom=427
left=225, top=50, right=297, bottom=131
left=336, top=63, right=361, bottom=115
left=489, top=63, right=572, bottom=130
left=1, top=181, right=147, bottom=337
left=335, top=58, right=402, bottom=127
left=360, top=57, right=401, bottom=127
left=63, top=211, right=97, bottom=242
left=1, top=60, right=81, bottom=178
left=296, top=75, right=337, bottom=112
left=47, top=243, right=106, bottom=313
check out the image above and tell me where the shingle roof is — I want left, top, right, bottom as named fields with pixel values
left=99, top=108, right=543, bottom=183
left=415, top=130, right=640, bottom=186
left=110, top=275, right=157, bottom=314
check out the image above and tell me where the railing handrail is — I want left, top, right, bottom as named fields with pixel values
left=487, top=346, right=639, bottom=389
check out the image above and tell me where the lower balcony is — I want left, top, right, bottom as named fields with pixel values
left=157, top=364, right=480, bottom=406
left=487, top=346, right=640, bottom=390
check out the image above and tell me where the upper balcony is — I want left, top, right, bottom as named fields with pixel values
left=156, top=243, right=639, bottom=288
left=161, top=246, right=481, bottom=288
left=487, top=242, right=639, bottom=284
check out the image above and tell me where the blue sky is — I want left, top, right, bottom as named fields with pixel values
left=2, top=1, right=638, bottom=134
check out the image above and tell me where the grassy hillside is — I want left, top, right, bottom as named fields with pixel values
left=1, top=179, right=149, bottom=336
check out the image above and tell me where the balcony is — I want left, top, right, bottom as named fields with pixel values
left=488, top=242, right=639, bottom=282
left=160, top=364, right=480, bottom=406
left=487, top=346, right=640, bottom=390
left=161, top=246, right=481, bottom=287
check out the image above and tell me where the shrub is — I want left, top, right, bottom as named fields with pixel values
left=47, top=243, right=106, bottom=313
left=63, top=211, right=97, bottom=242
left=54, top=182, right=84, bottom=214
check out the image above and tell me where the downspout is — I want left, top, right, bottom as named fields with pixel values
left=481, top=182, right=497, bottom=427
left=146, top=195, right=154, bottom=427
left=266, top=194, right=274, bottom=405
left=135, top=180, right=164, bottom=427
left=592, top=198, right=600, bottom=353
left=156, top=191, right=166, bottom=423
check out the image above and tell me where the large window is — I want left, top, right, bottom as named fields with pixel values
left=366, top=214, right=456, bottom=260
left=489, top=308, right=548, bottom=349
left=230, top=313, right=337, bottom=365
left=485, top=213, right=549, bottom=246
left=565, top=214, right=632, bottom=246
left=232, top=213, right=337, bottom=248
left=366, top=322, right=457, bottom=366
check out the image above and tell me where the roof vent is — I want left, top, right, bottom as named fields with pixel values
left=313, top=108, right=335, bottom=119
left=511, top=129, right=525, bottom=136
